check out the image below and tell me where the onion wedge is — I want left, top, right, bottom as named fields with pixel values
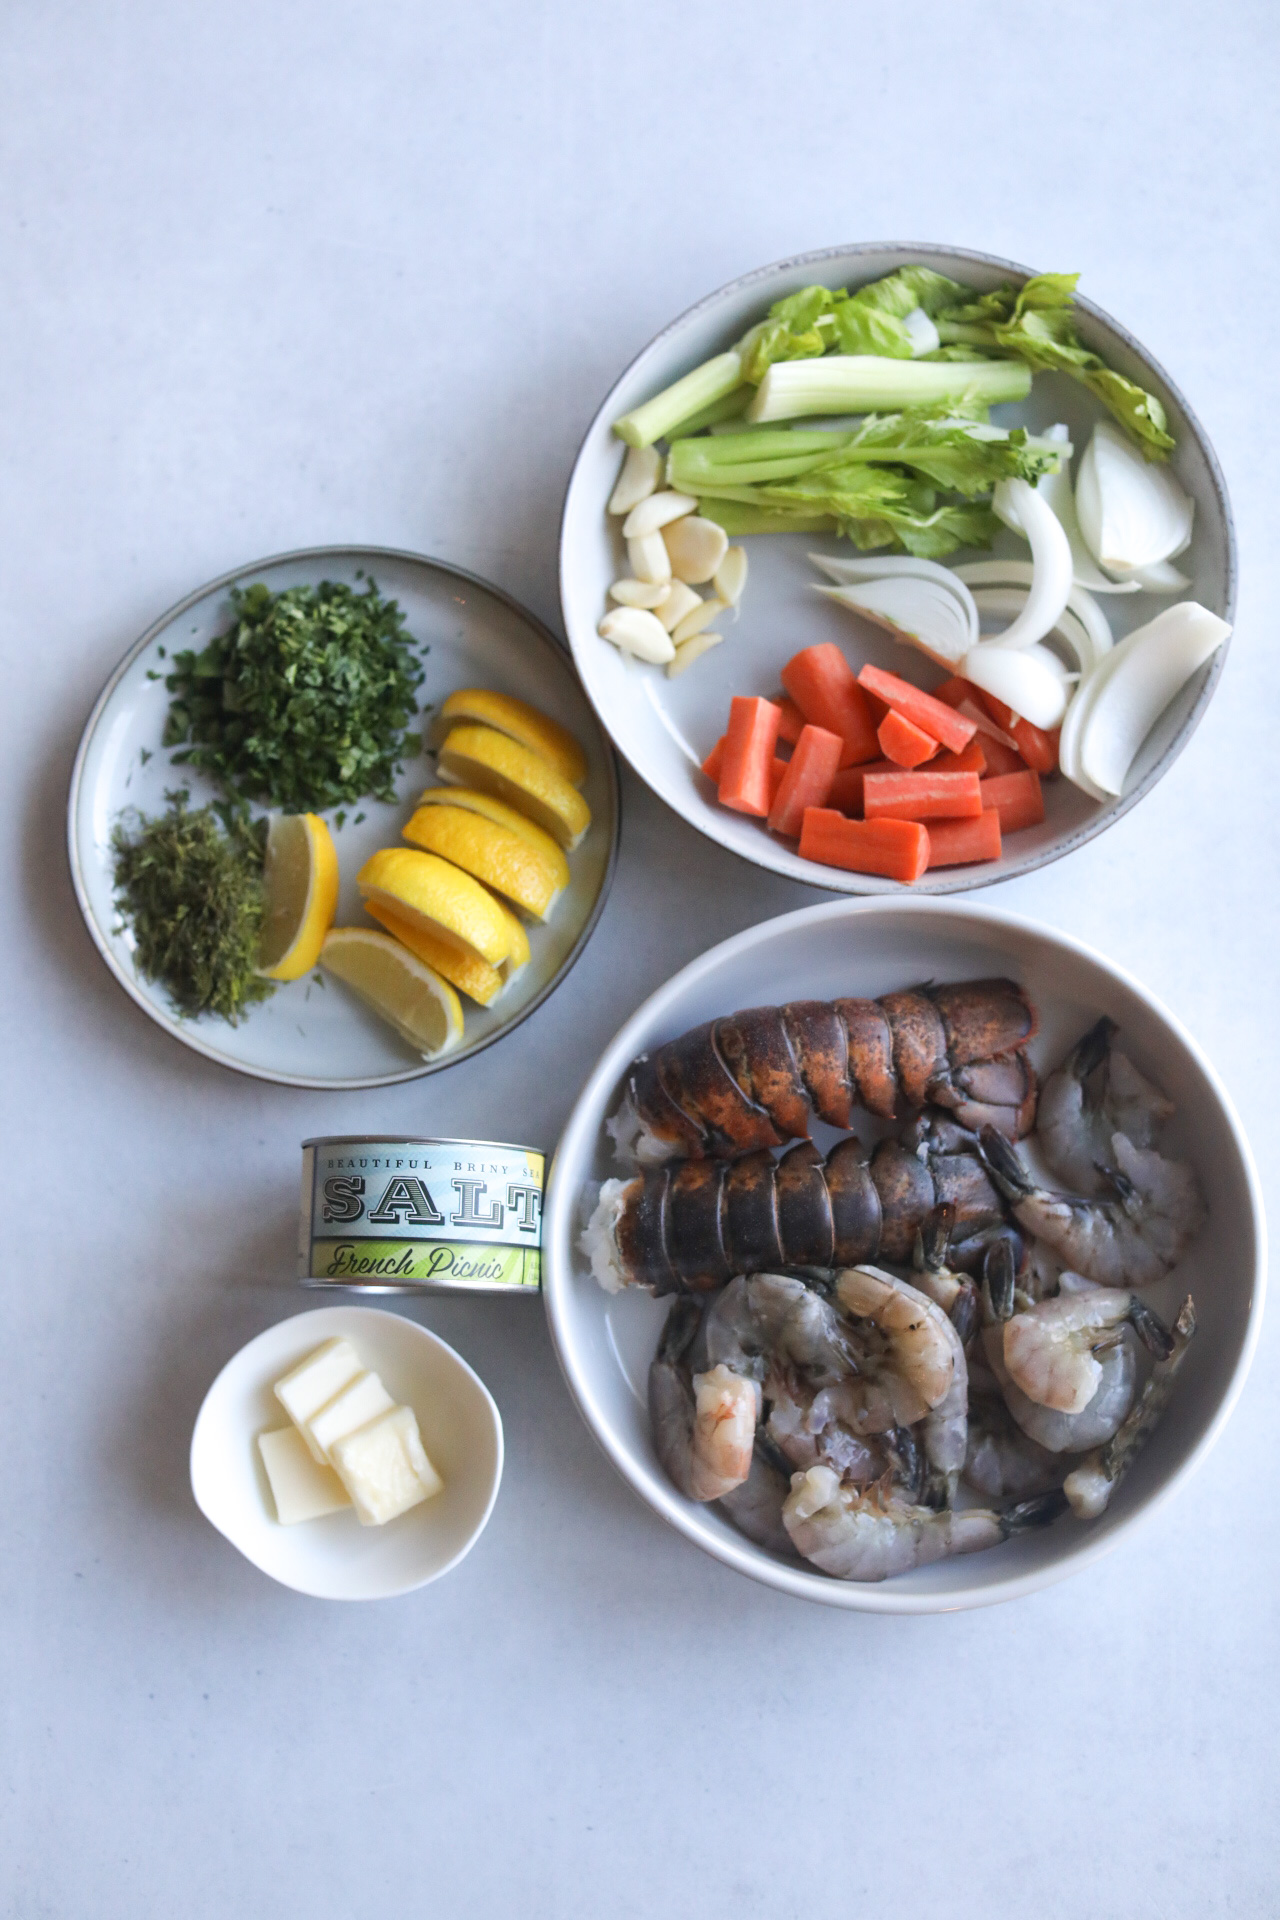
left=814, top=559, right=978, bottom=670
left=1036, top=423, right=1139, bottom=593
left=969, top=585, right=1104, bottom=678
left=1075, top=422, right=1194, bottom=575
left=988, top=478, right=1074, bottom=648
left=957, top=564, right=1114, bottom=674
left=1074, top=602, right=1229, bottom=796
left=962, top=642, right=1070, bottom=729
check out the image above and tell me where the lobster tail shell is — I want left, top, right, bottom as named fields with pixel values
left=774, top=1141, right=835, bottom=1268
left=869, top=1139, right=937, bottom=1263
left=880, top=990, right=951, bottom=1110
left=614, top=1168, right=679, bottom=1295
left=657, top=1021, right=781, bottom=1156
left=833, top=998, right=898, bottom=1118
left=627, top=1057, right=706, bottom=1161
left=782, top=1001, right=854, bottom=1129
left=824, top=1138, right=882, bottom=1266
left=666, top=1159, right=731, bottom=1292
left=716, top=1007, right=811, bottom=1142
left=930, top=977, right=1037, bottom=1066
left=723, top=1152, right=785, bottom=1272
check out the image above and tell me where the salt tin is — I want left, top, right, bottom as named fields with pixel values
left=299, top=1137, right=544, bottom=1295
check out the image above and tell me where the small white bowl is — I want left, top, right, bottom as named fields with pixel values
left=542, top=899, right=1265, bottom=1612
left=190, top=1305, right=503, bottom=1600
left=560, top=243, right=1236, bottom=895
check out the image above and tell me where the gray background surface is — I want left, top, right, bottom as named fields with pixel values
left=3, top=3, right=1276, bottom=1914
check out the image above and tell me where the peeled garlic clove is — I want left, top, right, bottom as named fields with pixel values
left=663, top=515, right=729, bottom=585
left=713, top=545, right=748, bottom=606
left=598, top=607, right=676, bottom=664
left=628, top=532, right=672, bottom=585
left=666, top=631, right=724, bottom=678
left=962, top=644, right=1069, bottom=730
left=609, top=578, right=671, bottom=610
left=672, top=597, right=727, bottom=647
left=656, top=581, right=702, bottom=633
left=608, top=444, right=663, bottom=516
left=621, top=490, right=698, bottom=540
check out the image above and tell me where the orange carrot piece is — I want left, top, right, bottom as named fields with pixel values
left=827, top=758, right=896, bottom=816
left=926, top=809, right=1003, bottom=868
left=701, top=736, right=726, bottom=784
left=930, top=675, right=973, bottom=710
left=719, top=696, right=782, bottom=816
left=980, top=769, right=1044, bottom=833
left=973, top=691, right=1060, bottom=774
left=856, top=663, right=977, bottom=755
left=768, top=755, right=789, bottom=802
left=863, top=770, right=983, bottom=822
left=930, top=737, right=987, bottom=777
left=877, top=708, right=939, bottom=769
left=768, top=724, right=843, bottom=838
left=774, top=694, right=806, bottom=747
left=975, top=733, right=1026, bottom=777
left=781, top=644, right=880, bottom=768
left=799, top=808, right=930, bottom=883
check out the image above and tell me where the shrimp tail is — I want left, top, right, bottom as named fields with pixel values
left=1063, top=1297, right=1197, bottom=1519
left=618, top=981, right=1040, bottom=1162
left=976, top=1123, right=1037, bottom=1203
left=999, top=1488, right=1070, bottom=1535
left=1070, top=1014, right=1119, bottom=1085
left=1128, top=1296, right=1176, bottom=1361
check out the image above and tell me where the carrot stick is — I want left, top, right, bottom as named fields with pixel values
left=877, top=708, right=938, bottom=769
left=719, top=697, right=782, bottom=816
left=773, top=695, right=806, bottom=747
left=781, top=644, right=880, bottom=767
left=827, top=758, right=896, bottom=816
left=973, top=691, right=1060, bottom=773
left=863, top=769, right=983, bottom=822
left=701, top=736, right=726, bottom=784
left=929, top=675, right=973, bottom=710
left=980, top=769, right=1044, bottom=833
left=856, top=663, right=977, bottom=754
left=929, top=737, right=986, bottom=777
left=768, top=723, right=843, bottom=838
left=799, top=809, right=930, bottom=883
left=973, top=733, right=1026, bottom=776
left=926, top=809, right=1003, bottom=868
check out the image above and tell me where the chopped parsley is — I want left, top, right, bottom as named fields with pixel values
left=162, top=576, right=426, bottom=812
left=112, top=792, right=274, bottom=1022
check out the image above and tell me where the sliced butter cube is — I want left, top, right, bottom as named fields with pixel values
left=331, top=1405, right=444, bottom=1527
left=274, top=1337, right=362, bottom=1461
left=258, top=1426, right=351, bottom=1525
left=307, top=1369, right=394, bottom=1463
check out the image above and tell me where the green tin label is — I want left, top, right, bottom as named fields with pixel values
left=300, top=1137, right=544, bottom=1294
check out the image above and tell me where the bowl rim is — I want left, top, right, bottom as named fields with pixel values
left=558, top=240, right=1237, bottom=897
left=541, top=896, right=1266, bottom=1612
left=189, top=1302, right=505, bottom=1600
left=67, top=543, right=623, bottom=1090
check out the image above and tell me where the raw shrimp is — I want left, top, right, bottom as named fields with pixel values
left=834, top=1265, right=968, bottom=1479
left=1038, top=1018, right=1175, bottom=1196
left=1003, top=1284, right=1175, bottom=1414
left=718, top=1439, right=795, bottom=1555
left=912, top=1203, right=983, bottom=1347
left=1064, top=1296, right=1197, bottom=1519
left=610, top=978, right=1038, bottom=1164
left=782, top=1464, right=1065, bottom=1582
left=703, top=1272, right=858, bottom=1384
left=964, top=1396, right=1066, bottom=1501
left=980, top=1123, right=1205, bottom=1291
left=649, top=1299, right=759, bottom=1501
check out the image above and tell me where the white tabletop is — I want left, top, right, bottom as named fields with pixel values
left=3, top=4, right=1275, bottom=1913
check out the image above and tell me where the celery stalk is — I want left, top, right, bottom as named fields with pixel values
left=747, top=357, right=1031, bottom=424
left=613, top=352, right=744, bottom=448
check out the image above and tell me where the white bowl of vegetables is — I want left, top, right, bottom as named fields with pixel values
left=559, top=244, right=1235, bottom=892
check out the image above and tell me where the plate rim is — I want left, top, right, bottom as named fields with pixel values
left=558, top=238, right=1237, bottom=897
left=541, top=894, right=1267, bottom=1612
left=67, top=543, right=622, bottom=1090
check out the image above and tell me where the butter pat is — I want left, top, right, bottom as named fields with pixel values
left=307, top=1369, right=394, bottom=1463
left=331, top=1405, right=444, bottom=1526
left=274, top=1338, right=362, bottom=1460
left=258, top=1426, right=351, bottom=1524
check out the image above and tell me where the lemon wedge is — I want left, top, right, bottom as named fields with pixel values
left=413, top=788, right=570, bottom=891
left=363, top=900, right=505, bottom=1007
left=320, top=928, right=463, bottom=1056
left=402, top=804, right=561, bottom=920
left=258, top=813, right=340, bottom=981
left=492, top=895, right=530, bottom=974
left=438, top=725, right=592, bottom=850
left=357, top=847, right=511, bottom=967
left=439, top=689, right=588, bottom=788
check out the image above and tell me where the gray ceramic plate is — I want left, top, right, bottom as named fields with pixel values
left=559, top=243, right=1235, bottom=894
left=68, top=547, right=620, bottom=1088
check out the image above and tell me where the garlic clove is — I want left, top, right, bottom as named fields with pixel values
left=713, top=545, right=748, bottom=606
left=609, top=578, right=672, bottom=610
left=627, top=531, right=673, bottom=585
left=671, top=597, right=727, bottom=647
left=655, top=581, right=702, bottom=633
left=621, top=490, right=698, bottom=540
left=598, top=607, right=676, bottom=664
left=608, top=444, right=663, bottom=516
left=663, top=515, right=729, bottom=585
left=666, top=631, right=724, bottom=677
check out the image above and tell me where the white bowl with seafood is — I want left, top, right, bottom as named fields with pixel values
left=559, top=244, right=1235, bottom=894
left=542, top=900, right=1264, bottom=1611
